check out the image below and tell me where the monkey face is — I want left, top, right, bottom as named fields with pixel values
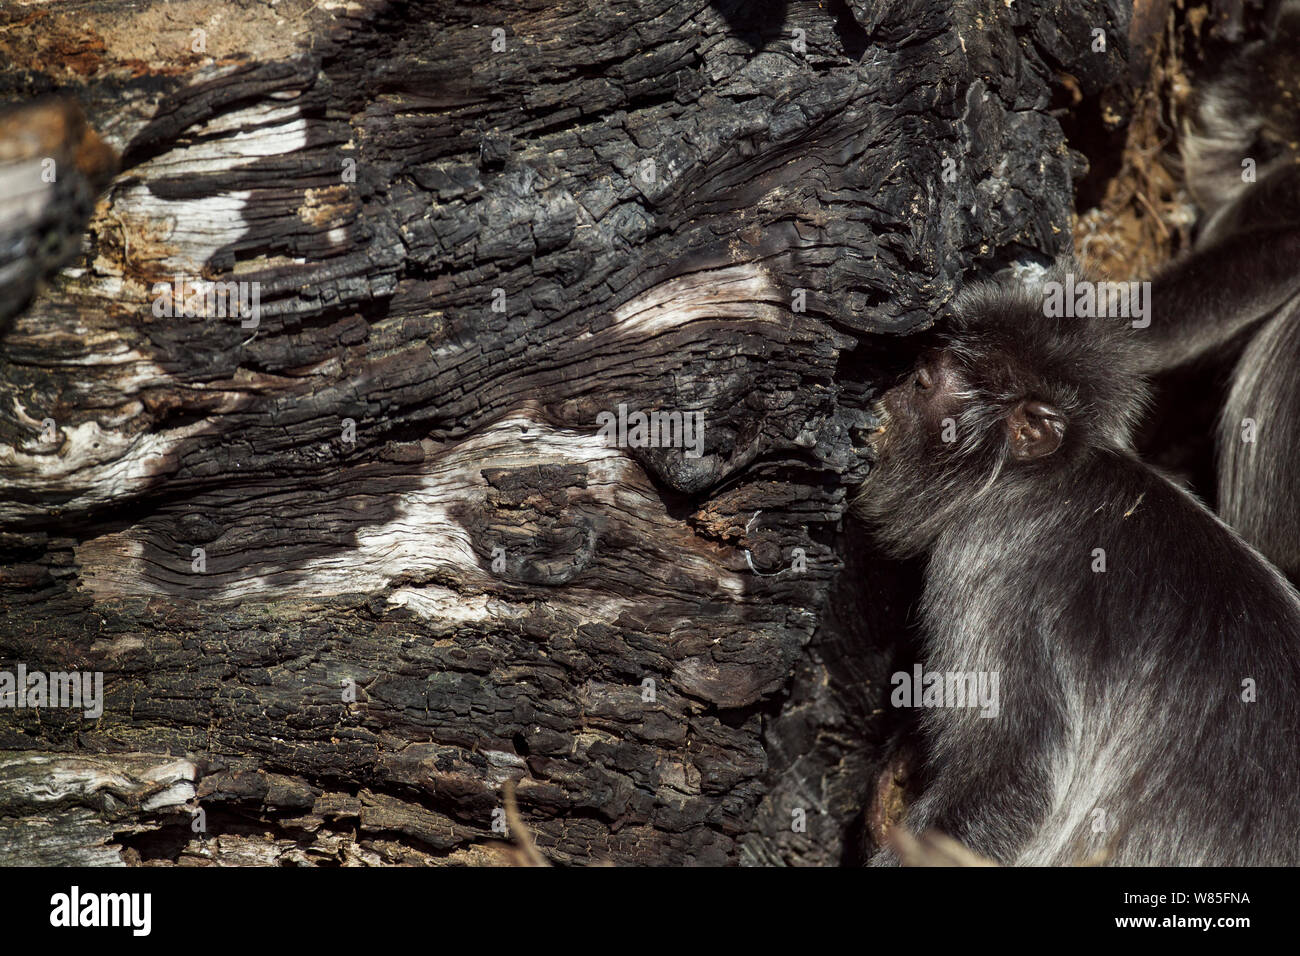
left=873, top=349, right=1066, bottom=463
left=854, top=346, right=1068, bottom=555
left=870, top=350, right=963, bottom=455
left=854, top=272, right=1152, bottom=552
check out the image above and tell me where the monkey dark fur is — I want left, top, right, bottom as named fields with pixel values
left=856, top=270, right=1300, bottom=865
left=1144, top=0, right=1300, bottom=582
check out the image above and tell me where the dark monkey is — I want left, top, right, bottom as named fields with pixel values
left=1143, top=0, right=1300, bottom=579
left=855, top=274, right=1300, bottom=865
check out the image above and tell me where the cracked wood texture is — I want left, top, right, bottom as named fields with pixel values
left=0, top=0, right=1129, bottom=865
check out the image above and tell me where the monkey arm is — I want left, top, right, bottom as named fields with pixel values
left=897, top=743, right=1053, bottom=864
left=1142, top=224, right=1300, bottom=370
left=888, top=660, right=1062, bottom=865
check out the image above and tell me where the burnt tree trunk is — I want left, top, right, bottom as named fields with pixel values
left=0, top=0, right=1129, bottom=865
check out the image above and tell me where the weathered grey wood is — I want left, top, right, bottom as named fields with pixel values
left=0, top=0, right=1129, bottom=865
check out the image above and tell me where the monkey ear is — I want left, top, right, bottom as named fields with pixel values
left=1005, top=400, right=1066, bottom=460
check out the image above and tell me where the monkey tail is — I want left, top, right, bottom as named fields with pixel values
left=1272, top=0, right=1300, bottom=38
left=1182, top=1, right=1300, bottom=217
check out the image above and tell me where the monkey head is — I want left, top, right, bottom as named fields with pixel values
left=853, top=270, right=1150, bottom=557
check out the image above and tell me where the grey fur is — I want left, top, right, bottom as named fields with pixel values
left=857, top=272, right=1300, bottom=866
left=1144, top=1, right=1300, bottom=582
